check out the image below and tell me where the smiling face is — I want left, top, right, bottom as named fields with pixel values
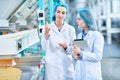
left=55, top=6, right=66, bottom=22
left=76, top=13, right=87, bottom=28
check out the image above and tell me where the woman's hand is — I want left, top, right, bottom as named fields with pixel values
left=45, top=22, right=50, bottom=37
left=58, top=43, right=67, bottom=50
left=73, top=45, right=81, bottom=60
left=74, top=54, right=80, bottom=60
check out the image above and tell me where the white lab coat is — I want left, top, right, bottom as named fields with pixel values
left=74, top=30, right=104, bottom=80
left=41, top=22, right=76, bottom=80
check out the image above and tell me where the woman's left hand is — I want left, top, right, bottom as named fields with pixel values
left=74, top=54, right=80, bottom=60
left=73, top=45, right=81, bottom=60
left=58, top=43, right=67, bottom=50
left=73, top=45, right=81, bottom=54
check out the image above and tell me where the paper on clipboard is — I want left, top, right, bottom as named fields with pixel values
left=73, top=39, right=90, bottom=51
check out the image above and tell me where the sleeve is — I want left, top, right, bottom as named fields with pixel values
left=80, top=32, right=104, bottom=62
left=66, top=27, right=76, bottom=55
left=41, top=27, right=50, bottom=52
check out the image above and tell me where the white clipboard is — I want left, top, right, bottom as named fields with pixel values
left=73, top=39, right=90, bottom=51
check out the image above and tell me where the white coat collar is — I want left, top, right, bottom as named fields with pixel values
left=83, top=30, right=94, bottom=40
left=52, top=22, right=67, bottom=32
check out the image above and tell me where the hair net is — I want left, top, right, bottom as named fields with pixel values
left=78, top=8, right=97, bottom=31
left=52, top=2, right=68, bottom=21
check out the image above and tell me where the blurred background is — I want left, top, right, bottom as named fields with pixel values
left=0, top=0, right=120, bottom=80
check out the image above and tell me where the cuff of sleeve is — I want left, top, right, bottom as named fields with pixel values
left=80, top=51, right=84, bottom=60
left=65, top=46, right=71, bottom=55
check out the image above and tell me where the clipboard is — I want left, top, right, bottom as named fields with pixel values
left=73, top=39, right=90, bottom=51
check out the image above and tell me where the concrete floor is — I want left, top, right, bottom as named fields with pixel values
left=101, top=38, right=120, bottom=80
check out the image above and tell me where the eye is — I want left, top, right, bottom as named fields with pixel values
left=62, top=11, right=66, bottom=14
left=57, top=10, right=60, bottom=13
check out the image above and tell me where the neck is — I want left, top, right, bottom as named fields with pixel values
left=55, top=21, right=64, bottom=29
left=84, top=26, right=89, bottom=33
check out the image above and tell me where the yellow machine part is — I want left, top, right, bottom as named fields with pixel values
left=0, top=67, right=22, bottom=80
left=0, top=58, right=16, bottom=67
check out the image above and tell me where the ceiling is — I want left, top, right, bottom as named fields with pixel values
left=0, top=0, right=24, bottom=19
left=0, top=0, right=87, bottom=20
left=0, top=0, right=87, bottom=32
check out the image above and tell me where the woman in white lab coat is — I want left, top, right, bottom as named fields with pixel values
left=41, top=2, right=76, bottom=80
left=73, top=8, right=104, bottom=80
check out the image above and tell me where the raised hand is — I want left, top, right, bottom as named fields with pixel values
left=45, top=22, right=50, bottom=37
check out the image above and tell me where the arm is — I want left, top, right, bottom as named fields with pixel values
left=58, top=27, right=76, bottom=55
left=41, top=23, right=50, bottom=51
left=81, top=33, right=104, bottom=62
left=66, top=27, right=76, bottom=55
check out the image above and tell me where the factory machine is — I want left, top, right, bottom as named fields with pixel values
left=0, top=29, right=45, bottom=80
left=0, top=0, right=57, bottom=79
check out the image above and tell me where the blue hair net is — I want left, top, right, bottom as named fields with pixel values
left=78, top=8, right=97, bottom=31
left=52, top=2, right=68, bottom=21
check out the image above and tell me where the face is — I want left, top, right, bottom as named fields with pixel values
left=76, top=13, right=87, bottom=28
left=55, top=6, right=66, bottom=22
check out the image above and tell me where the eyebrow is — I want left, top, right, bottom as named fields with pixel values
left=57, top=9, right=65, bottom=11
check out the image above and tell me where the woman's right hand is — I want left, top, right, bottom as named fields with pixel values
left=45, top=22, right=50, bottom=37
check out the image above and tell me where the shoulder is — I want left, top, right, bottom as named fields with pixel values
left=94, top=31, right=104, bottom=40
left=94, top=31, right=103, bottom=36
left=89, top=30, right=102, bottom=36
left=48, top=22, right=56, bottom=29
left=77, top=32, right=82, bottom=39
